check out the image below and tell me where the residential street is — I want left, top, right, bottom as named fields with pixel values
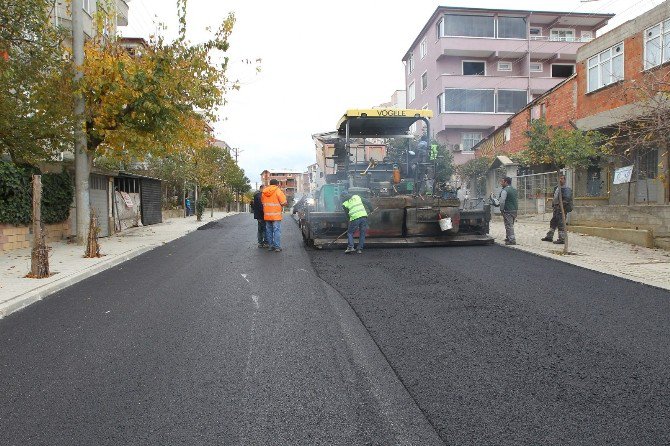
left=1, top=214, right=670, bottom=445
left=0, top=214, right=441, bottom=446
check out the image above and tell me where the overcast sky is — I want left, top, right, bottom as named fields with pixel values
left=121, top=0, right=660, bottom=186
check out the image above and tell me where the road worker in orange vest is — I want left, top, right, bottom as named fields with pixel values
left=261, top=179, right=288, bottom=252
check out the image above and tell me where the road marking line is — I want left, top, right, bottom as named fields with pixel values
left=241, top=274, right=249, bottom=283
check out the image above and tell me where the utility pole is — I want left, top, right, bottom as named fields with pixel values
left=73, top=0, right=90, bottom=244
left=232, top=147, right=243, bottom=212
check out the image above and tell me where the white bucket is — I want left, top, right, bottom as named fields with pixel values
left=438, top=217, right=453, bottom=231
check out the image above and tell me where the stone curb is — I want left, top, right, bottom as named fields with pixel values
left=494, top=239, right=670, bottom=292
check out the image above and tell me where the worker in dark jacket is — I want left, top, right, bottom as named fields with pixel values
left=541, top=174, right=573, bottom=244
left=498, top=177, right=518, bottom=245
left=251, top=186, right=267, bottom=248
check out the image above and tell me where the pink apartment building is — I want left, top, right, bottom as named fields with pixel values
left=403, top=6, right=613, bottom=164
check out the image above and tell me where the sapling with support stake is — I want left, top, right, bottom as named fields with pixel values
left=29, top=175, right=49, bottom=279
left=84, top=209, right=101, bottom=258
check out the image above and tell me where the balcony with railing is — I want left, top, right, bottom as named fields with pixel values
left=437, top=35, right=590, bottom=60
left=439, top=74, right=564, bottom=93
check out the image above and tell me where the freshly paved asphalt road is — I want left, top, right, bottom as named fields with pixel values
left=0, top=214, right=442, bottom=445
left=311, top=240, right=670, bottom=445
left=4, top=214, right=670, bottom=445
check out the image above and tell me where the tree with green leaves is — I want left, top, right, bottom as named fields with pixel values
left=522, top=118, right=608, bottom=252
left=521, top=118, right=608, bottom=170
left=0, top=0, right=74, bottom=163
left=455, top=156, right=492, bottom=196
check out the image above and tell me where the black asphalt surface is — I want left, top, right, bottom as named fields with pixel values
left=0, top=214, right=442, bottom=445
left=311, top=241, right=670, bottom=445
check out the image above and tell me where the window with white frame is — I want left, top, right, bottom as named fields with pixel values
left=408, top=81, right=416, bottom=103
left=530, top=62, right=543, bottom=72
left=420, top=38, right=427, bottom=59
left=463, top=61, right=486, bottom=75
left=461, top=132, right=483, bottom=152
left=437, top=17, right=445, bottom=39
left=550, top=29, right=575, bottom=42
left=444, top=14, right=495, bottom=38
left=587, top=42, right=624, bottom=93
left=498, top=61, right=512, bottom=71
left=581, top=31, right=593, bottom=41
left=421, top=72, right=428, bottom=91
left=497, top=90, right=528, bottom=113
left=644, top=20, right=670, bottom=70
left=497, top=16, right=526, bottom=39
left=445, top=89, right=494, bottom=113
left=437, top=93, right=443, bottom=114
left=529, top=27, right=542, bottom=39
left=407, top=54, right=414, bottom=75
left=83, top=0, right=91, bottom=14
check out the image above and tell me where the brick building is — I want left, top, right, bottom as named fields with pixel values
left=403, top=6, right=612, bottom=165
left=260, top=170, right=303, bottom=205
left=473, top=0, right=670, bottom=248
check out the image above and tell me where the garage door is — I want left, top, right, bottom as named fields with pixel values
left=90, top=174, right=110, bottom=237
left=140, top=178, right=162, bottom=225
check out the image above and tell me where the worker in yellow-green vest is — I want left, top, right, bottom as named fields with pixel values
left=341, top=193, right=373, bottom=254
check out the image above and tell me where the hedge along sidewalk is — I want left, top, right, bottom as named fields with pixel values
left=0, top=211, right=237, bottom=319
left=0, top=162, right=73, bottom=227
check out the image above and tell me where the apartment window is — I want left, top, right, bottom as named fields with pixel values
left=530, top=62, right=543, bottom=72
left=551, top=64, right=575, bottom=78
left=498, top=61, right=512, bottom=71
left=531, top=105, right=541, bottom=121
left=463, top=61, right=486, bottom=75
left=407, top=54, right=414, bottom=75
left=644, top=20, right=670, bottom=69
left=504, top=127, right=511, bottom=142
left=497, top=90, right=528, bottom=113
left=420, top=38, right=427, bottom=59
left=550, top=28, right=575, bottom=42
left=83, top=0, right=91, bottom=14
left=421, top=72, right=428, bottom=91
left=529, top=27, right=542, bottom=39
left=445, top=89, right=494, bottom=113
left=408, top=81, right=416, bottom=103
left=462, top=132, right=483, bottom=152
left=581, top=31, right=594, bottom=41
left=498, top=16, right=526, bottom=39
left=437, top=17, right=445, bottom=39
left=587, top=42, right=624, bottom=93
left=444, top=14, right=495, bottom=38
left=437, top=93, right=444, bottom=114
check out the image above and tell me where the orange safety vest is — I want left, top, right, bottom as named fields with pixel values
left=261, top=185, right=287, bottom=221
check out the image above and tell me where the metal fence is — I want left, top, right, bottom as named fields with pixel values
left=512, top=171, right=560, bottom=216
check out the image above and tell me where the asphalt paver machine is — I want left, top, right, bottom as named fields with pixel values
left=302, top=108, right=493, bottom=249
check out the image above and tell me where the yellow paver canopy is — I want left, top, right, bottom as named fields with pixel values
left=337, top=109, right=433, bottom=138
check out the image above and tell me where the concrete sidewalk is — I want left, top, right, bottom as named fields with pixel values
left=0, top=212, right=237, bottom=318
left=491, top=214, right=670, bottom=291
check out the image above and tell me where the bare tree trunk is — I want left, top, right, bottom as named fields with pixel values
left=30, top=175, right=49, bottom=278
